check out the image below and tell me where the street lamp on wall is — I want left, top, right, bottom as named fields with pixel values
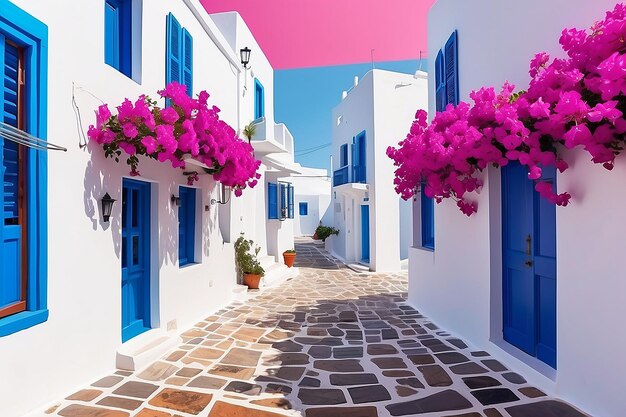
left=211, top=183, right=231, bottom=205
left=171, top=194, right=181, bottom=207
left=240, top=47, right=251, bottom=69
left=101, top=193, right=116, bottom=223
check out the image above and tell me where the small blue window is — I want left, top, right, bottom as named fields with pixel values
left=166, top=13, right=193, bottom=97
left=421, top=186, right=435, bottom=250
left=340, top=144, right=348, bottom=167
left=268, top=183, right=278, bottom=219
left=299, top=202, right=308, bottom=216
left=104, top=0, right=132, bottom=77
left=178, top=187, right=196, bottom=267
left=254, top=79, right=264, bottom=120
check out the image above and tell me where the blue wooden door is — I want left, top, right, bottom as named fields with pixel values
left=121, top=179, right=151, bottom=342
left=361, top=205, right=370, bottom=263
left=502, top=162, right=557, bottom=368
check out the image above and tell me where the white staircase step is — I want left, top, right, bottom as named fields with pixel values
left=116, top=329, right=182, bottom=371
left=232, top=284, right=249, bottom=301
left=262, top=263, right=299, bottom=289
left=259, top=255, right=276, bottom=270
left=347, top=263, right=371, bottom=273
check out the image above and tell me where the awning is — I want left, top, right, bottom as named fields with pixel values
left=0, top=122, right=67, bottom=152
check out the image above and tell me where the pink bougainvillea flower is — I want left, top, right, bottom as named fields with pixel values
left=118, top=141, right=136, bottom=155
left=141, top=136, right=157, bottom=154
left=122, top=123, right=138, bottom=139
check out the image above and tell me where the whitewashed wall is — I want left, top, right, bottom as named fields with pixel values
left=291, top=170, right=331, bottom=236
left=330, top=70, right=426, bottom=271
left=0, top=2, right=270, bottom=417
left=413, top=2, right=626, bottom=416
left=210, top=12, right=290, bottom=260
left=371, top=70, right=426, bottom=270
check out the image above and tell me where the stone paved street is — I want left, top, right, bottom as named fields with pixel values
left=52, top=238, right=589, bottom=417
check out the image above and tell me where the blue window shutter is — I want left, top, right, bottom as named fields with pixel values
left=182, top=28, right=193, bottom=97
left=104, top=1, right=120, bottom=70
left=421, top=185, right=435, bottom=250
left=104, top=0, right=132, bottom=77
left=268, top=183, right=278, bottom=219
left=351, top=137, right=357, bottom=182
left=288, top=185, right=294, bottom=219
left=254, top=79, right=264, bottom=120
left=358, top=132, right=366, bottom=183
left=299, top=202, right=308, bottom=216
left=166, top=13, right=182, bottom=88
left=435, top=50, right=446, bottom=112
left=279, top=183, right=287, bottom=218
left=179, top=187, right=196, bottom=266
left=444, top=30, right=459, bottom=106
left=340, top=144, right=348, bottom=167
left=1, top=39, right=23, bottom=313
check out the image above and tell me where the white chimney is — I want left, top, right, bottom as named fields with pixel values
left=353, top=76, right=359, bottom=87
left=342, top=91, right=348, bottom=99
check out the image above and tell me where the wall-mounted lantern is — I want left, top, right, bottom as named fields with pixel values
left=101, top=193, right=116, bottom=223
left=171, top=194, right=181, bottom=206
left=240, top=47, right=251, bottom=69
left=211, top=183, right=231, bottom=205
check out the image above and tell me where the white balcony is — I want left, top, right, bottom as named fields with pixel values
left=250, top=117, right=288, bottom=155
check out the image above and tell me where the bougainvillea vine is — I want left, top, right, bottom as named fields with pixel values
left=388, top=3, right=626, bottom=215
left=88, top=82, right=262, bottom=196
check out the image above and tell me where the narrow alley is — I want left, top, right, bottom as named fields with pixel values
left=53, top=240, right=586, bottom=417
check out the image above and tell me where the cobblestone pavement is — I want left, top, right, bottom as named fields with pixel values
left=52, top=238, right=589, bottom=417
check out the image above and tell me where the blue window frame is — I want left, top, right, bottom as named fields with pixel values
left=166, top=13, right=193, bottom=97
left=299, top=202, right=308, bottom=216
left=0, top=0, right=49, bottom=337
left=104, top=0, right=132, bottom=77
left=277, top=183, right=294, bottom=219
left=421, top=185, right=435, bottom=250
left=178, top=186, right=196, bottom=267
left=268, top=182, right=278, bottom=219
left=254, top=79, right=264, bottom=120
left=339, top=143, right=348, bottom=167
left=352, top=131, right=366, bottom=183
left=435, top=30, right=459, bottom=112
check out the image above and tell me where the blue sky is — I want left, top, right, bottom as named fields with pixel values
left=274, top=59, right=425, bottom=171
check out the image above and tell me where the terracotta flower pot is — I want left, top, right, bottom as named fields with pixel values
left=283, top=252, right=297, bottom=268
left=244, top=273, right=263, bottom=289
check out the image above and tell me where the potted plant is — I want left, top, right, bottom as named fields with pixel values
left=314, top=224, right=340, bottom=242
left=242, top=122, right=257, bottom=145
left=283, top=249, right=297, bottom=268
left=234, top=234, right=265, bottom=289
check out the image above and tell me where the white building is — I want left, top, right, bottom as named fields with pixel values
left=327, top=70, right=427, bottom=271
left=0, top=2, right=303, bottom=416
left=409, top=1, right=626, bottom=417
left=291, top=167, right=332, bottom=237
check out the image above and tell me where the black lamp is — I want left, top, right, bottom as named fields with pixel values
left=171, top=194, right=181, bottom=206
left=101, top=193, right=116, bottom=222
left=211, top=183, right=232, bottom=205
left=240, top=47, right=251, bottom=69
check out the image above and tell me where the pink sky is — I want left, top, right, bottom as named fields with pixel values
left=200, top=0, right=436, bottom=69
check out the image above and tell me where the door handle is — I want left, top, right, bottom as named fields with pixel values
left=525, top=234, right=532, bottom=256
left=524, top=260, right=533, bottom=267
